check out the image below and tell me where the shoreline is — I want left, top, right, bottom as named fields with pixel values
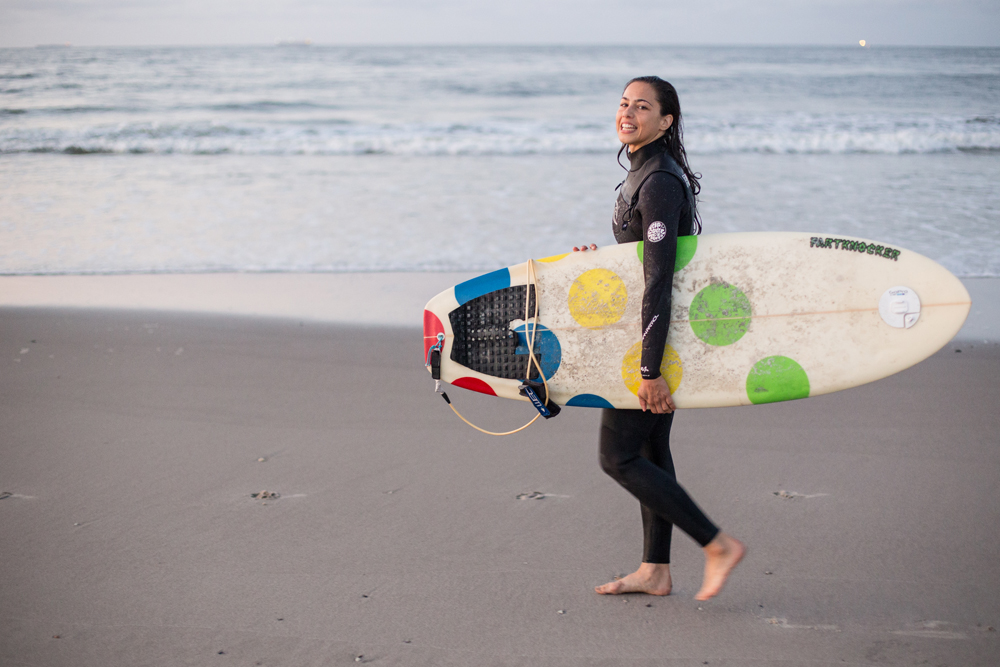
left=0, top=272, right=477, bottom=328
left=1, top=272, right=997, bottom=341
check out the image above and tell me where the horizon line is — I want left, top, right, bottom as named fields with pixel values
left=4, top=41, right=1000, bottom=50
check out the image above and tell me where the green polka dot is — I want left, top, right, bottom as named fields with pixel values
left=675, top=236, right=697, bottom=272
left=746, top=356, right=811, bottom=405
left=635, top=235, right=698, bottom=272
left=689, top=282, right=752, bottom=346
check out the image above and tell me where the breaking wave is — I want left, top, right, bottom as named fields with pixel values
left=2, top=114, right=999, bottom=156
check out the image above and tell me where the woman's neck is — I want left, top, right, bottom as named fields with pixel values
left=627, top=139, right=667, bottom=172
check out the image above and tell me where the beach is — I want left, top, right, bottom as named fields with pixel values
left=3, top=43, right=999, bottom=666
left=1, top=275, right=999, bottom=666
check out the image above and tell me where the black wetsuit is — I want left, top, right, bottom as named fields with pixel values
left=599, top=139, right=719, bottom=563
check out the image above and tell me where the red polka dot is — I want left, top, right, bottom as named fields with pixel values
left=452, top=377, right=497, bottom=396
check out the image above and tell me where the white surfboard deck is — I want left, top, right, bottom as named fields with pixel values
left=423, top=232, right=971, bottom=409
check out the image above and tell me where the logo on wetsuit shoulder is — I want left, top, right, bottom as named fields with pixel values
left=809, top=237, right=901, bottom=261
left=647, top=221, right=667, bottom=243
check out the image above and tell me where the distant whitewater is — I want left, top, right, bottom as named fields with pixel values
left=1, top=45, right=999, bottom=276
left=2, top=45, right=999, bottom=156
left=3, top=113, right=998, bottom=156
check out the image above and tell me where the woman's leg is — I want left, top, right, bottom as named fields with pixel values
left=599, top=409, right=719, bottom=548
left=596, top=409, right=744, bottom=598
left=639, top=412, right=677, bottom=564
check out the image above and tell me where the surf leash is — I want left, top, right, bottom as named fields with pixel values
left=427, top=258, right=557, bottom=436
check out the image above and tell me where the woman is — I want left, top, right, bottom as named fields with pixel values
left=575, top=76, right=744, bottom=601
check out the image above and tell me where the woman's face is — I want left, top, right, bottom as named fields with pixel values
left=616, top=81, right=674, bottom=152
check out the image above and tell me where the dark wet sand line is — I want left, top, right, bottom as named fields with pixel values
left=2, top=308, right=998, bottom=666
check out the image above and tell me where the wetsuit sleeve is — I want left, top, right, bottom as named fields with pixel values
left=638, top=172, right=686, bottom=380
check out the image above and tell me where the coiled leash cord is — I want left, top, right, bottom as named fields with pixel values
left=426, top=259, right=554, bottom=436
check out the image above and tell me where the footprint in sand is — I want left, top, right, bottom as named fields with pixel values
left=516, top=492, right=570, bottom=500
left=767, top=617, right=839, bottom=631
left=893, top=620, right=968, bottom=640
left=0, top=491, right=34, bottom=500
left=773, top=490, right=829, bottom=500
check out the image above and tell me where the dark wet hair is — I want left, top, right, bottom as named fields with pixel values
left=619, top=76, right=702, bottom=232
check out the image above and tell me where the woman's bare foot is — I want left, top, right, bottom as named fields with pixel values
left=694, top=532, right=745, bottom=601
left=595, top=562, right=672, bottom=595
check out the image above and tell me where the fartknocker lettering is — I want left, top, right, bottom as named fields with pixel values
left=809, top=236, right=901, bottom=261
left=647, top=221, right=667, bottom=243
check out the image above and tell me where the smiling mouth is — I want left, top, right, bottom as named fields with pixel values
left=620, top=123, right=636, bottom=132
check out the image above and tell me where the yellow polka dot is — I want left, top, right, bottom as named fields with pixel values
left=568, top=268, right=628, bottom=328
left=621, top=341, right=683, bottom=396
left=537, top=253, right=569, bottom=263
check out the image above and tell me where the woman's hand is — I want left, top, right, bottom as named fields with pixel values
left=638, top=377, right=675, bottom=414
left=572, top=243, right=598, bottom=252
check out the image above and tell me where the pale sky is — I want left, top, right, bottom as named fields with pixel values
left=1, top=0, right=998, bottom=48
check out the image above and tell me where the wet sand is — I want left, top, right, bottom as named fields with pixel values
left=1, top=307, right=998, bottom=666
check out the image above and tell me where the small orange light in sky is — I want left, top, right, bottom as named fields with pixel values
left=859, top=40, right=867, bottom=47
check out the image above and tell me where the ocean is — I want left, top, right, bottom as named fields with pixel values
left=1, top=45, right=998, bottom=276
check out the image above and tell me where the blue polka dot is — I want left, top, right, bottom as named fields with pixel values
left=565, top=394, right=614, bottom=409
left=454, top=268, right=511, bottom=306
left=513, top=323, right=561, bottom=380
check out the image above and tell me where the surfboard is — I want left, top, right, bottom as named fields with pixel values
left=422, top=232, right=971, bottom=409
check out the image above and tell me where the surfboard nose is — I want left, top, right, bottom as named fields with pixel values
left=934, top=271, right=973, bottom=343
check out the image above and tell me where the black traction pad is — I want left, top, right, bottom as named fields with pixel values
left=449, top=285, right=539, bottom=380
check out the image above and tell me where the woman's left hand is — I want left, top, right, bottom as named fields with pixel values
left=638, top=377, right=675, bottom=414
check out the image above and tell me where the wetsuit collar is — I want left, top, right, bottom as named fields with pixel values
left=627, top=139, right=668, bottom=173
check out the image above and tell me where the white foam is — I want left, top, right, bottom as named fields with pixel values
left=3, top=114, right=998, bottom=156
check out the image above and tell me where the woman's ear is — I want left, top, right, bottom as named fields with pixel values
left=660, top=114, right=674, bottom=132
